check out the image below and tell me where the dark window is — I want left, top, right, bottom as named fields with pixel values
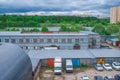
left=61, top=39, right=66, bottom=43
left=33, top=39, right=38, bottom=43
left=47, top=39, right=52, bottom=43
left=0, top=39, right=1, bottom=42
left=75, top=38, right=79, bottom=42
left=19, top=39, right=24, bottom=43
left=54, top=39, right=58, bottom=43
left=68, top=39, right=72, bottom=43
left=11, top=39, right=16, bottom=43
left=39, top=39, right=44, bottom=43
left=5, top=39, right=9, bottom=42
left=25, top=39, right=30, bottom=43
left=80, top=38, right=83, bottom=42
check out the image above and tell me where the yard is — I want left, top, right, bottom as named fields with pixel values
left=40, top=67, right=120, bottom=80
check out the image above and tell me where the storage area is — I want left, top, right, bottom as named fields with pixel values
left=72, top=59, right=80, bottom=67
left=47, top=58, right=54, bottom=67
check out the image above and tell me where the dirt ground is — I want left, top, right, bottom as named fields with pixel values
left=41, top=67, right=120, bottom=80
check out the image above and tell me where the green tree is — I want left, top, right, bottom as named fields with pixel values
left=41, top=26, right=48, bottom=32
left=92, top=23, right=106, bottom=35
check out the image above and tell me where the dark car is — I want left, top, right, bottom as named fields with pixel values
left=94, top=76, right=103, bottom=80
left=104, top=76, right=114, bottom=80
left=114, top=74, right=120, bottom=80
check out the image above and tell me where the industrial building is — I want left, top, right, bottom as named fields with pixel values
left=1, top=42, right=120, bottom=80
left=28, top=49, right=120, bottom=69
left=0, top=31, right=100, bottom=50
left=110, top=6, right=120, bottom=24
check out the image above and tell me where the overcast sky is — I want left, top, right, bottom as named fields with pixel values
left=0, top=0, right=120, bottom=16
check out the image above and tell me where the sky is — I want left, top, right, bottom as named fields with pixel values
left=0, top=0, right=120, bottom=16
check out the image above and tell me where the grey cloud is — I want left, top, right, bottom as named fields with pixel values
left=0, top=0, right=120, bottom=16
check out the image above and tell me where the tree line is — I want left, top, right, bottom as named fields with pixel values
left=0, top=15, right=109, bottom=29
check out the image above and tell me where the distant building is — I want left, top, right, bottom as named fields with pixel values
left=110, top=6, right=120, bottom=24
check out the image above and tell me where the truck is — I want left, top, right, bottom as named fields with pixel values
left=54, top=57, right=62, bottom=75
left=66, top=59, right=73, bottom=73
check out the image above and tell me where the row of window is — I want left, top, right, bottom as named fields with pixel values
left=0, top=38, right=89, bottom=44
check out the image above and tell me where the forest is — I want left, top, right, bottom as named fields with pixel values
left=0, top=15, right=120, bottom=36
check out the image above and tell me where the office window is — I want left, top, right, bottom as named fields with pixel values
left=25, top=39, right=30, bottom=43
left=47, top=39, right=52, bottom=43
left=61, top=39, right=66, bottom=43
left=5, top=39, right=9, bottom=42
left=19, top=39, right=24, bottom=43
left=67, top=39, right=72, bottom=43
left=54, top=39, right=58, bottom=43
left=33, top=39, right=38, bottom=43
left=11, top=39, right=16, bottom=43
left=75, top=38, right=79, bottom=42
left=39, top=39, right=44, bottom=43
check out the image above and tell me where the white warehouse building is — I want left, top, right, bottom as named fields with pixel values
left=0, top=31, right=100, bottom=50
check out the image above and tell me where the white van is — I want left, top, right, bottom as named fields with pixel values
left=66, top=59, right=73, bottom=73
left=54, top=57, right=62, bottom=75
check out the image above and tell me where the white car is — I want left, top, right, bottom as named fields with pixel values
left=112, top=62, right=120, bottom=70
left=103, top=63, right=112, bottom=71
left=81, top=75, right=89, bottom=80
left=95, top=64, right=104, bottom=71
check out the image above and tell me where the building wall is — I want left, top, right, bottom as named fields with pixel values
left=0, top=34, right=100, bottom=50
left=110, top=6, right=120, bottom=24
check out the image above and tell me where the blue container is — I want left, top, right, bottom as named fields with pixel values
left=72, top=59, right=80, bottom=67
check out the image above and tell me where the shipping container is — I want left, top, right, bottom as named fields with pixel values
left=72, top=59, right=80, bottom=67
left=41, top=59, right=47, bottom=67
left=47, top=58, right=54, bottom=67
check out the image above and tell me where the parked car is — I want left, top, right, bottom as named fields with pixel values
left=103, top=63, right=112, bottom=71
left=81, top=75, right=89, bottom=80
left=94, top=75, right=103, bottom=80
left=114, top=74, right=120, bottom=80
left=95, top=64, right=104, bottom=71
left=104, top=76, right=114, bottom=80
left=112, top=62, right=120, bottom=71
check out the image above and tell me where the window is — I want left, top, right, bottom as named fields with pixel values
left=11, top=39, right=16, bottom=43
left=67, top=39, right=72, bottom=43
left=39, top=39, right=44, bottom=43
left=25, top=39, right=30, bottom=43
left=5, top=39, right=9, bottom=42
left=54, top=39, right=58, bottom=43
left=0, top=39, right=1, bottom=42
left=75, top=38, right=79, bottom=43
left=19, top=39, right=24, bottom=43
left=61, top=39, right=66, bottom=43
left=47, top=39, right=52, bottom=43
left=33, top=39, right=38, bottom=43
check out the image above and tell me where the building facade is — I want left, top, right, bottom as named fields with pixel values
left=0, top=31, right=100, bottom=50
left=110, top=6, right=120, bottom=24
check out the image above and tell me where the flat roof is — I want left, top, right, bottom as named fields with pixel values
left=0, top=31, right=97, bottom=36
left=28, top=50, right=94, bottom=59
left=89, top=49, right=120, bottom=58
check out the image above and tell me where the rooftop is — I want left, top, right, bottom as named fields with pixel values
left=27, top=49, right=120, bottom=72
left=0, top=31, right=98, bottom=36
